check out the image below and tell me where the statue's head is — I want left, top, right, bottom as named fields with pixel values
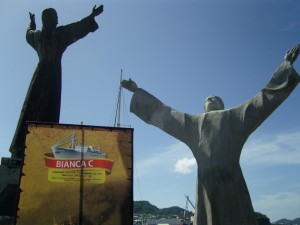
left=42, top=8, right=58, bottom=30
left=204, top=96, right=224, bottom=112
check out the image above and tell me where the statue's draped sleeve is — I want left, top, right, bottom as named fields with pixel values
left=234, top=61, right=300, bottom=135
left=26, top=15, right=98, bottom=51
left=130, top=61, right=299, bottom=143
left=57, top=15, right=99, bottom=47
left=26, top=19, right=38, bottom=50
left=130, top=88, right=195, bottom=144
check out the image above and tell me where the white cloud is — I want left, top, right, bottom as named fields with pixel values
left=241, top=131, right=300, bottom=165
left=136, top=141, right=195, bottom=176
left=138, top=130, right=300, bottom=172
left=174, top=158, right=197, bottom=174
left=137, top=130, right=300, bottom=175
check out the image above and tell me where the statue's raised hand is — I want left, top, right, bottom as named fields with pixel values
left=121, top=79, right=138, bottom=92
left=29, top=12, right=35, bottom=22
left=285, top=44, right=300, bottom=64
left=91, top=5, right=104, bottom=17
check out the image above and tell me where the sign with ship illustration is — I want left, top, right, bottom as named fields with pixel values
left=17, top=122, right=133, bottom=225
left=44, top=131, right=114, bottom=184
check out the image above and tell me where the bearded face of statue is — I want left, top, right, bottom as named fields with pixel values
left=204, top=96, right=224, bottom=112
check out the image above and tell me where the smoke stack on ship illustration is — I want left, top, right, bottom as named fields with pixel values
left=51, top=131, right=107, bottom=159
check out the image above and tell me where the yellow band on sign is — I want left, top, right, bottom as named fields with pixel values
left=48, top=169, right=106, bottom=183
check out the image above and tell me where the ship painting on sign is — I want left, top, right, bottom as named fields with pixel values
left=51, top=131, right=107, bottom=159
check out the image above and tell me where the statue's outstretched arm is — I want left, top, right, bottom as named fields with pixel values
left=29, top=12, right=35, bottom=23
left=284, top=44, right=300, bottom=64
left=26, top=12, right=37, bottom=49
left=122, top=80, right=193, bottom=144
left=234, top=44, right=300, bottom=135
left=90, top=5, right=104, bottom=18
left=121, top=79, right=138, bottom=92
left=59, top=6, right=102, bottom=47
left=28, top=12, right=36, bottom=30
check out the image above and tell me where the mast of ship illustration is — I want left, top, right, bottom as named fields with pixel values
left=71, top=131, right=76, bottom=149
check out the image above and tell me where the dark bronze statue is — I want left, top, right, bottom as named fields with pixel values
left=10, top=5, right=104, bottom=158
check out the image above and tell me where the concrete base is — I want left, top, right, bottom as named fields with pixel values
left=0, top=157, right=22, bottom=220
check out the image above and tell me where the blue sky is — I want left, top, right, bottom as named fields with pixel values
left=1, top=0, right=300, bottom=222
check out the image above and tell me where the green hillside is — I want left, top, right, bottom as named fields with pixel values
left=134, top=200, right=271, bottom=225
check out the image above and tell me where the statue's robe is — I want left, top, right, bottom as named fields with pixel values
left=129, top=61, right=299, bottom=225
left=10, top=15, right=98, bottom=158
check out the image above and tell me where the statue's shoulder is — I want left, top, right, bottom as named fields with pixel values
left=56, top=26, right=65, bottom=32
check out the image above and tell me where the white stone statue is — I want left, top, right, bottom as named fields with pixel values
left=122, top=45, right=300, bottom=225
